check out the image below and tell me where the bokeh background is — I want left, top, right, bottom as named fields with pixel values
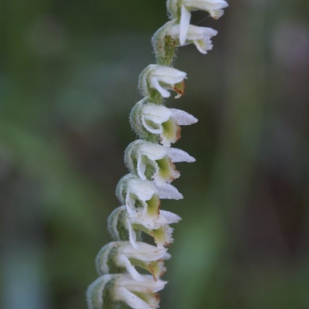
left=1, top=0, right=309, bottom=308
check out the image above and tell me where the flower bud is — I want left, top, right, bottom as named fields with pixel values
left=139, top=64, right=187, bottom=98
left=130, top=99, right=197, bottom=147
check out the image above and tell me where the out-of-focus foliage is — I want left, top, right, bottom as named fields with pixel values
left=1, top=0, right=309, bottom=309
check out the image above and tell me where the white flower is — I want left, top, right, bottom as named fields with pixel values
left=139, top=64, right=187, bottom=98
left=130, top=99, right=198, bottom=147
left=87, top=274, right=166, bottom=309
left=167, top=0, right=228, bottom=44
left=108, top=206, right=181, bottom=248
left=126, top=216, right=175, bottom=248
left=167, top=23, right=218, bottom=54
left=125, top=139, right=195, bottom=185
left=116, top=174, right=183, bottom=218
left=153, top=19, right=217, bottom=56
left=96, top=241, right=170, bottom=281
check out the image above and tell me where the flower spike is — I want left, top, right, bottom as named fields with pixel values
left=87, top=0, right=227, bottom=308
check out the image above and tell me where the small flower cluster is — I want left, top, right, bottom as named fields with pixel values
left=87, top=1, right=228, bottom=308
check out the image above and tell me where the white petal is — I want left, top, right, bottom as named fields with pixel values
left=149, top=76, right=171, bottom=98
left=140, top=143, right=167, bottom=161
left=187, top=25, right=217, bottom=38
left=166, top=147, right=196, bottom=163
left=153, top=66, right=187, bottom=83
left=155, top=183, right=183, bottom=200
left=142, top=117, right=163, bottom=134
left=108, top=207, right=122, bottom=240
left=180, top=6, right=191, bottom=45
left=139, top=65, right=156, bottom=97
left=120, top=275, right=167, bottom=293
left=143, top=104, right=172, bottom=124
left=166, top=23, right=180, bottom=37
left=183, top=0, right=228, bottom=11
left=194, top=40, right=208, bottom=54
left=137, top=155, right=147, bottom=180
left=128, top=210, right=181, bottom=230
left=117, top=254, right=145, bottom=282
left=95, top=243, right=112, bottom=275
left=209, top=8, right=224, bottom=19
left=164, top=252, right=172, bottom=260
left=170, top=108, right=198, bottom=125
left=127, top=218, right=139, bottom=249
left=126, top=190, right=137, bottom=214
left=122, top=242, right=168, bottom=261
left=87, top=275, right=114, bottom=309
left=115, top=287, right=152, bottom=309
left=160, top=210, right=182, bottom=224
left=129, top=179, right=157, bottom=202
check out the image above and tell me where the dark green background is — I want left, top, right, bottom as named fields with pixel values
left=1, top=0, right=309, bottom=308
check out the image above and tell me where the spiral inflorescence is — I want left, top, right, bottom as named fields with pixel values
left=87, top=1, right=228, bottom=308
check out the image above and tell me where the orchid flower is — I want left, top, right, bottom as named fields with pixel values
left=167, top=23, right=218, bottom=54
left=153, top=19, right=218, bottom=58
left=96, top=241, right=170, bottom=281
left=139, top=64, right=187, bottom=98
left=125, top=139, right=195, bottom=185
left=167, top=0, right=228, bottom=44
left=116, top=174, right=182, bottom=218
left=87, top=274, right=166, bottom=309
left=130, top=99, right=197, bottom=147
left=108, top=206, right=181, bottom=248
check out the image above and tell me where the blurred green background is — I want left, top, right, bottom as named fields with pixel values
left=1, top=0, right=309, bottom=308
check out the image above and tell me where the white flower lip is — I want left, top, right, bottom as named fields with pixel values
left=140, top=64, right=187, bottom=98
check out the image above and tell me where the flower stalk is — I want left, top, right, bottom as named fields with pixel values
left=87, top=1, right=228, bottom=308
